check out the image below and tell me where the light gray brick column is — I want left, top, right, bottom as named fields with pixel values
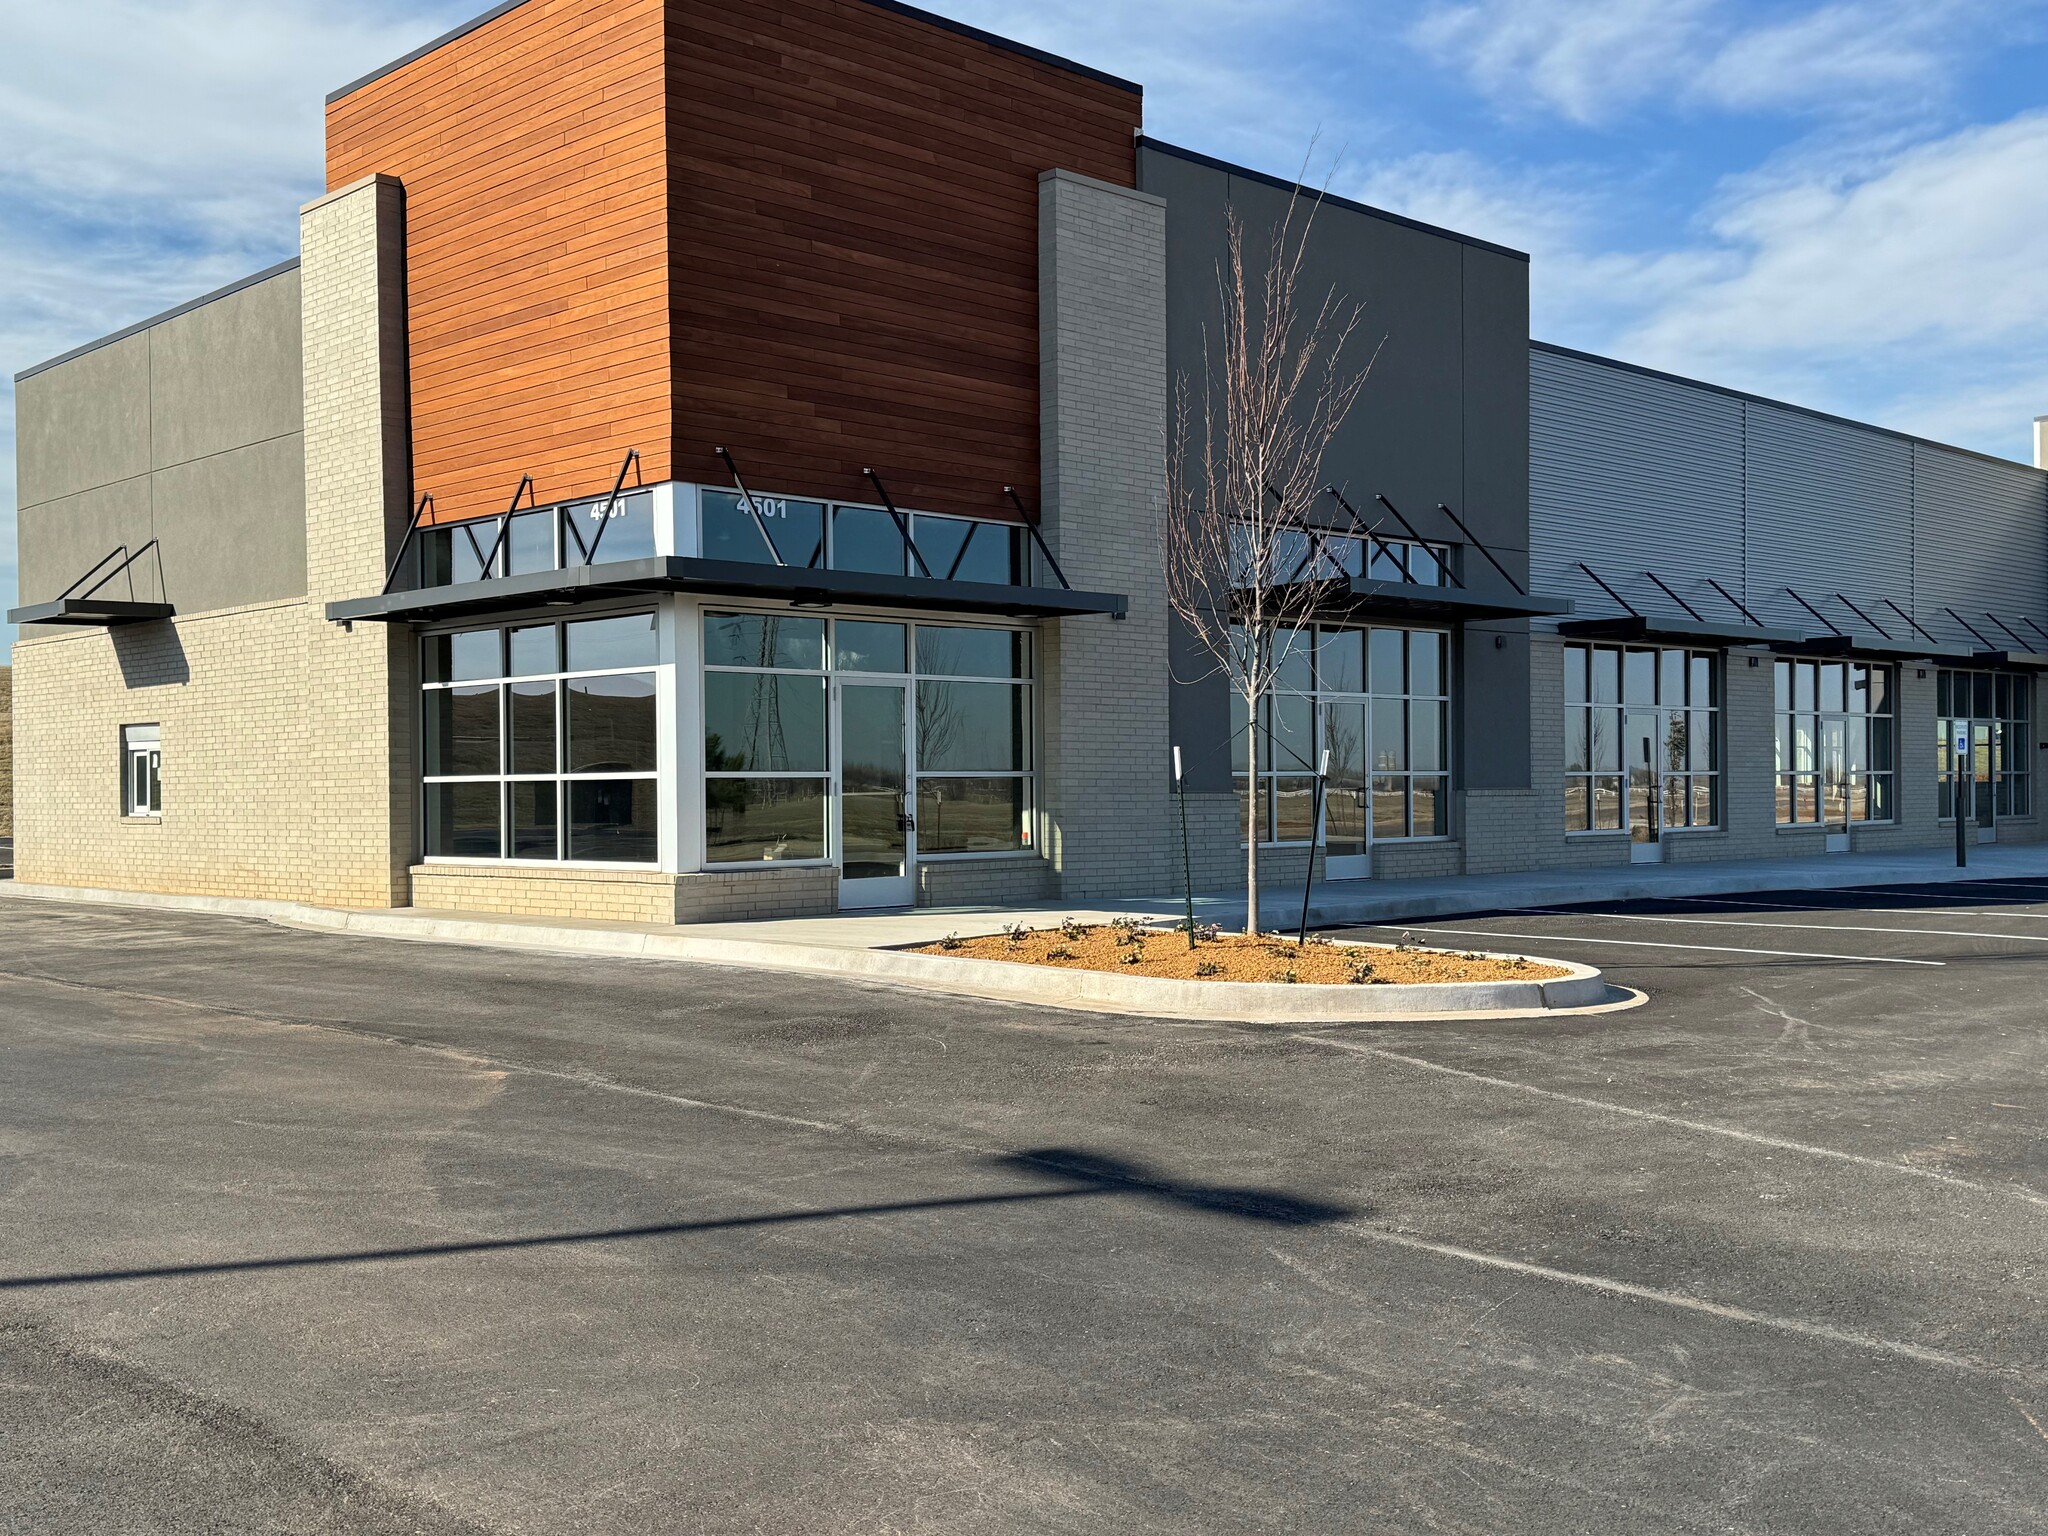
left=1036, top=168, right=1173, bottom=900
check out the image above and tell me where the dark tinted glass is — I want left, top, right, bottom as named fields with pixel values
left=914, top=517, right=1024, bottom=585
left=423, top=685, right=499, bottom=776
left=700, top=491, right=824, bottom=567
left=917, top=682, right=1026, bottom=772
left=509, top=781, right=559, bottom=859
left=917, top=778, right=1027, bottom=854
left=563, top=490, right=656, bottom=564
left=566, top=674, right=657, bottom=772
left=703, top=613, right=824, bottom=671
left=508, top=680, right=557, bottom=774
left=425, top=782, right=501, bottom=858
left=830, top=505, right=906, bottom=575
left=567, top=779, right=658, bottom=863
left=705, top=778, right=827, bottom=863
left=917, top=626, right=1026, bottom=679
left=504, top=508, right=555, bottom=575
left=704, top=673, right=826, bottom=772
left=565, top=612, right=657, bottom=671
left=424, top=629, right=501, bottom=684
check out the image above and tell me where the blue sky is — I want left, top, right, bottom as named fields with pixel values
left=5, top=0, right=2048, bottom=657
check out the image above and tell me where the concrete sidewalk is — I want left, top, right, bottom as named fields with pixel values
left=696, top=840, right=2048, bottom=950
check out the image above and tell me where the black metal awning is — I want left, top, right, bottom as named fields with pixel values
left=8, top=539, right=173, bottom=627
left=1969, top=649, right=2048, bottom=671
left=1335, top=579, right=1570, bottom=622
left=1775, top=634, right=1974, bottom=662
left=326, top=556, right=1128, bottom=626
left=1558, top=614, right=1805, bottom=647
left=5, top=596, right=176, bottom=627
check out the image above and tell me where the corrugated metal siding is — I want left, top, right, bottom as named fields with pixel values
left=1530, top=348, right=1744, bottom=626
left=1911, top=443, right=2048, bottom=645
left=1741, top=402, right=1913, bottom=634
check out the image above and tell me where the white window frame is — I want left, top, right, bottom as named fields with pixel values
left=698, top=606, right=1038, bottom=871
left=419, top=608, right=663, bottom=869
left=122, top=724, right=162, bottom=819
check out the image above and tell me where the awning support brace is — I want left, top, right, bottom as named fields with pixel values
left=1643, top=571, right=1703, bottom=621
left=62, top=539, right=161, bottom=603
left=475, top=476, right=536, bottom=582
left=1005, top=486, right=1076, bottom=593
left=863, top=469, right=934, bottom=580
left=1946, top=608, right=1996, bottom=649
left=1437, top=502, right=1526, bottom=595
left=1705, top=578, right=1764, bottom=626
left=1785, top=587, right=1843, bottom=636
left=1578, top=562, right=1639, bottom=617
left=714, top=448, right=785, bottom=567
left=381, top=495, right=433, bottom=595
left=1375, top=494, right=1467, bottom=589
left=1320, top=488, right=1412, bottom=583
left=1987, top=613, right=2034, bottom=651
left=1882, top=599, right=1942, bottom=646
left=1834, top=593, right=1893, bottom=640
left=575, top=449, right=643, bottom=566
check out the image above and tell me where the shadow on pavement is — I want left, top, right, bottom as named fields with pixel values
left=0, top=1146, right=1354, bottom=1292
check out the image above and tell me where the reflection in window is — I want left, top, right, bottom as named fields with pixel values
left=1564, top=643, right=1719, bottom=835
left=421, top=613, right=659, bottom=865
left=1233, top=623, right=1450, bottom=846
left=1776, top=660, right=1895, bottom=826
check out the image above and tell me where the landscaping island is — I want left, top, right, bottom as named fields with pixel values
left=911, top=919, right=1570, bottom=986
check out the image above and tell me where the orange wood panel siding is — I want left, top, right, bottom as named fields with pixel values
left=666, top=0, right=1141, bottom=522
left=326, top=0, right=672, bottom=525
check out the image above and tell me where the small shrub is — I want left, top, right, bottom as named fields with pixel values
left=939, top=932, right=962, bottom=952
left=1195, top=922, right=1224, bottom=943
left=1195, top=960, right=1225, bottom=978
left=1047, top=945, right=1077, bottom=961
left=1348, top=962, right=1375, bottom=985
left=1275, top=968, right=1300, bottom=984
left=1120, top=951, right=1145, bottom=966
left=1004, top=922, right=1031, bottom=946
left=1304, top=933, right=1335, bottom=949
left=1060, top=915, right=1087, bottom=941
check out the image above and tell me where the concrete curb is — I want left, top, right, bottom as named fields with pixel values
left=0, top=881, right=1626, bottom=1023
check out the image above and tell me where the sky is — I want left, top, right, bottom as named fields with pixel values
left=4, top=0, right=2048, bottom=658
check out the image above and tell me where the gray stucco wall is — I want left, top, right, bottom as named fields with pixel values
left=14, top=266, right=307, bottom=626
left=1140, top=142, right=1536, bottom=804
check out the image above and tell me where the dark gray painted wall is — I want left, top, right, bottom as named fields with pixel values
left=1141, top=143, right=1535, bottom=796
left=1530, top=344, right=2048, bottom=646
left=14, top=267, right=306, bottom=627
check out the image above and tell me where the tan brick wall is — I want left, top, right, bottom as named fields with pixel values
left=12, top=600, right=319, bottom=898
left=413, top=863, right=839, bottom=924
left=300, top=175, right=415, bottom=907
left=0, top=665, right=13, bottom=838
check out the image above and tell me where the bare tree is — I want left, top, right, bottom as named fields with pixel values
left=1165, top=170, right=1376, bottom=935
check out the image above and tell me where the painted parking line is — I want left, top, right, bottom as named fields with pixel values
left=1520, top=907, right=2048, bottom=945
left=1369, top=925, right=1946, bottom=966
left=1667, top=893, right=2048, bottom=922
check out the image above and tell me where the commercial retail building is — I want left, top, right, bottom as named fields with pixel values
left=10, top=0, right=2048, bottom=923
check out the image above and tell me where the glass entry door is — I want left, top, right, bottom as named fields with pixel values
left=1625, top=710, right=1664, bottom=862
left=837, top=681, right=914, bottom=908
left=1321, top=701, right=1370, bottom=880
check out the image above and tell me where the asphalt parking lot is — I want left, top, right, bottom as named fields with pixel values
left=0, top=884, right=2042, bottom=1534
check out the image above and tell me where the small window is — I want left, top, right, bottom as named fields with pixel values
left=123, top=725, right=162, bottom=818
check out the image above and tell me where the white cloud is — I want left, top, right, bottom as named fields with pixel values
left=1409, top=0, right=1996, bottom=125
left=0, top=0, right=474, bottom=655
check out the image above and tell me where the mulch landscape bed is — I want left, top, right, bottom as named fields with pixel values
left=908, top=919, right=1569, bottom=986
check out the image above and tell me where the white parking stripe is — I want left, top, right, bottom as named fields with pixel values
left=1670, top=894, right=2048, bottom=921
left=1299, top=1035, right=2048, bottom=1208
left=1520, top=907, right=2048, bottom=944
left=1377, top=925, right=1945, bottom=966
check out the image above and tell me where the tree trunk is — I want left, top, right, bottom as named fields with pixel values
left=1244, top=679, right=1261, bottom=937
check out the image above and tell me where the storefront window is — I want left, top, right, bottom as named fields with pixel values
left=1232, top=623, right=1450, bottom=846
left=421, top=611, right=660, bottom=863
left=417, top=492, right=657, bottom=585
left=698, top=491, right=1027, bottom=585
left=1775, top=660, right=1894, bottom=825
left=1564, top=644, right=1719, bottom=834
left=701, top=613, right=1035, bottom=865
left=1938, top=669, right=2032, bottom=821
